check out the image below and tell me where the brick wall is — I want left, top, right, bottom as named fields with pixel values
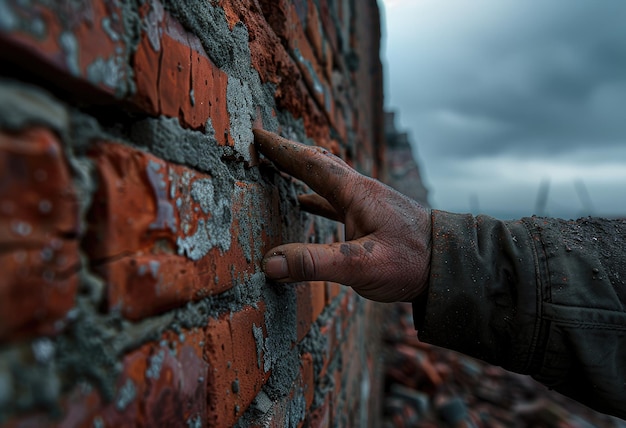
left=383, top=112, right=430, bottom=207
left=0, top=1, right=386, bottom=427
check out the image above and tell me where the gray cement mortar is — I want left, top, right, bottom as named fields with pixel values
left=235, top=293, right=350, bottom=426
left=162, top=0, right=279, bottom=164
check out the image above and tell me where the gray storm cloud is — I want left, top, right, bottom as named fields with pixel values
left=381, top=0, right=626, bottom=218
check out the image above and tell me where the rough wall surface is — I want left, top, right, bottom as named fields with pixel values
left=0, top=1, right=386, bottom=426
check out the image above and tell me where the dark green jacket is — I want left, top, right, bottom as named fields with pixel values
left=414, top=211, right=626, bottom=419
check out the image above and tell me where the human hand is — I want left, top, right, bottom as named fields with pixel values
left=254, top=129, right=432, bottom=303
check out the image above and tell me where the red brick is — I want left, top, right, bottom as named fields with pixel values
left=102, top=254, right=226, bottom=320
left=0, top=129, right=79, bottom=240
left=93, top=344, right=151, bottom=427
left=79, top=328, right=209, bottom=427
left=304, top=393, right=330, bottom=428
left=257, top=0, right=292, bottom=43
left=318, top=0, right=339, bottom=61
left=309, top=281, right=326, bottom=323
left=0, top=1, right=131, bottom=99
left=242, top=1, right=338, bottom=149
left=158, top=15, right=213, bottom=133
left=317, top=317, right=335, bottom=381
left=301, top=352, right=315, bottom=412
left=85, top=143, right=159, bottom=260
left=59, top=384, right=103, bottom=428
left=295, top=281, right=326, bottom=339
left=321, top=35, right=334, bottom=84
left=339, top=322, right=361, bottom=412
left=144, top=329, right=208, bottom=427
left=305, top=1, right=325, bottom=68
left=295, top=282, right=314, bottom=343
left=85, top=142, right=276, bottom=319
left=132, top=0, right=166, bottom=116
left=204, top=304, right=270, bottom=427
left=187, top=36, right=231, bottom=146
left=3, top=327, right=211, bottom=427
left=318, top=290, right=360, bottom=382
left=132, top=5, right=231, bottom=144
left=332, top=367, right=344, bottom=417
left=325, top=282, right=343, bottom=305
left=0, top=128, right=80, bottom=340
left=271, top=1, right=333, bottom=123
left=333, top=103, right=349, bottom=144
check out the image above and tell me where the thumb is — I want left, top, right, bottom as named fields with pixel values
left=262, top=241, right=372, bottom=284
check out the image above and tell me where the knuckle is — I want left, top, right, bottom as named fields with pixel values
left=291, top=247, right=317, bottom=281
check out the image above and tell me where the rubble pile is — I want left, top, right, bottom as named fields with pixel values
left=382, top=303, right=626, bottom=428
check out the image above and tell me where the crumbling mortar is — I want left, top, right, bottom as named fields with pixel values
left=162, top=0, right=280, bottom=163
left=0, top=78, right=269, bottom=420
left=235, top=289, right=350, bottom=425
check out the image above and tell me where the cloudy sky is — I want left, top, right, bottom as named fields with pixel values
left=379, top=0, right=626, bottom=219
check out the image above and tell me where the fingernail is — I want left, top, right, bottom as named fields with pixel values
left=263, top=254, right=289, bottom=280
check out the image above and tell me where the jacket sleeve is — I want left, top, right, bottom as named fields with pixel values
left=413, top=210, right=626, bottom=419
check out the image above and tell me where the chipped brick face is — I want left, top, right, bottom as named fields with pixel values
left=0, top=1, right=386, bottom=426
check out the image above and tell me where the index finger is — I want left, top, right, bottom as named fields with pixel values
left=253, top=129, right=356, bottom=205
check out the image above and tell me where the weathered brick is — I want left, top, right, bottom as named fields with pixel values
left=80, top=328, right=209, bottom=427
left=317, top=0, right=339, bottom=62
left=295, top=281, right=326, bottom=342
left=333, top=102, right=349, bottom=144
left=239, top=1, right=339, bottom=150
left=304, top=392, right=330, bottom=428
left=132, top=0, right=166, bottom=116
left=257, top=0, right=292, bottom=43
left=187, top=35, right=232, bottom=146
left=301, top=352, right=315, bottom=412
left=295, top=282, right=314, bottom=343
left=85, top=142, right=275, bottom=319
left=258, top=0, right=336, bottom=134
left=143, top=329, right=208, bottom=427
left=157, top=15, right=222, bottom=137
left=132, top=3, right=232, bottom=144
left=325, top=282, right=343, bottom=305
left=305, top=1, right=326, bottom=70
left=3, top=328, right=210, bottom=427
left=309, top=281, right=326, bottom=323
left=0, top=128, right=80, bottom=340
left=0, top=1, right=132, bottom=99
left=290, top=21, right=331, bottom=116
left=204, top=304, right=270, bottom=427
left=85, top=142, right=160, bottom=260
left=101, top=254, right=222, bottom=319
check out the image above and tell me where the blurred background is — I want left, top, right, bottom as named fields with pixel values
left=378, top=2, right=626, bottom=426
left=379, top=0, right=626, bottom=220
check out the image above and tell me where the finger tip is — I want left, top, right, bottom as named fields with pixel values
left=262, top=252, right=290, bottom=281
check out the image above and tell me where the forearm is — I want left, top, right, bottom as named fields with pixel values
left=414, top=211, right=626, bottom=418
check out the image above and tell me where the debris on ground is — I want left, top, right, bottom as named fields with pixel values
left=382, top=303, right=626, bottom=428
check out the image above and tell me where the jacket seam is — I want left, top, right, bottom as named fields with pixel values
left=520, top=218, right=550, bottom=374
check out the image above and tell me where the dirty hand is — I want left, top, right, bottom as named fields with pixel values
left=253, top=129, right=432, bottom=303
